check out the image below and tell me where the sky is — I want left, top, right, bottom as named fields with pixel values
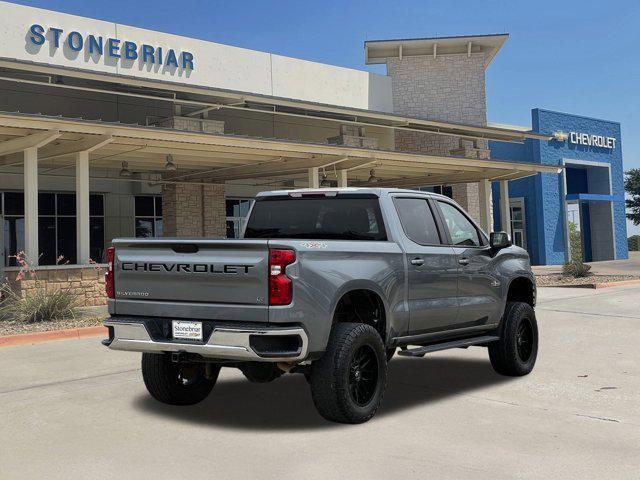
left=8, top=0, right=640, bottom=234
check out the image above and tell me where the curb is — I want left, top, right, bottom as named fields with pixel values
left=0, top=325, right=107, bottom=348
left=592, top=279, right=640, bottom=289
left=539, top=279, right=640, bottom=289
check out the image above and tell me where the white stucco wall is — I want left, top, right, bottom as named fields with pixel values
left=0, top=1, right=393, bottom=112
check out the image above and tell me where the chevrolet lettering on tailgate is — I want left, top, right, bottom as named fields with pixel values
left=120, top=262, right=255, bottom=274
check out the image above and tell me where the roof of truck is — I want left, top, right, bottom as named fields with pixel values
left=255, top=187, right=451, bottom=200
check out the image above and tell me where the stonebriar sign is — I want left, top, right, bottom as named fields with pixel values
left=28, top=24, right=195, bottom=70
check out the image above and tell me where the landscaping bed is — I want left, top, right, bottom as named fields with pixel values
left=0, top=316, right=103, bottom=337
left=536, top=274, right=640, bottom=288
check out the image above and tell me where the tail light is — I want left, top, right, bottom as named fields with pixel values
left=269, top=249, right=295, bottom=306
left=105, top=247, right=115, bottom=299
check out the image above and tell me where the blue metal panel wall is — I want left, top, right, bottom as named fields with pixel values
left=533, top=109, right=627, bottom=262
left=490, top=108, right=627, bottom=264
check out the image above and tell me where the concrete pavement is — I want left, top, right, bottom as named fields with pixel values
left=1, top=286, right=639, bottom=479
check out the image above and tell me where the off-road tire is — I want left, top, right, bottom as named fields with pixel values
left=309, top=322, right=387, bottom=424
left=489, top=302, right=538, bottom=376
left=141, top=353, right=220, bottom=405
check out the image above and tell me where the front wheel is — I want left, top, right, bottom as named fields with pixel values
left=309, top=322, right=387, bottom=424
left=489, top=302, right=538, bottom=376
left=141, top=353, right=220, bottom=405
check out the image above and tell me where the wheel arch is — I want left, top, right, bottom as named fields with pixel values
left=331, top=281, right=389, bottom=342
left=506, top=276, right=536, bottom=307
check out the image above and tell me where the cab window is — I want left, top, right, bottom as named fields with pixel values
left=437, top=201, right=481, bottom=247
left=394, top=198, right=441, bottom=245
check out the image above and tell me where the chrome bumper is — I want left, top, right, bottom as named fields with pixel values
left=103, top=320, right=309, bottom=362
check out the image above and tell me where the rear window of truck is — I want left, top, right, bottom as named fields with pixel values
left=244, top=196, right=387, bottom=241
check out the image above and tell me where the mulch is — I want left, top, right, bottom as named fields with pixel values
left=0, top=316, right=103, bottom=337
left=535, top=274, right=640, bottom=288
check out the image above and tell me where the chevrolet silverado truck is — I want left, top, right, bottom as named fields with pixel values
left=103, top=188, right=538, bottom=424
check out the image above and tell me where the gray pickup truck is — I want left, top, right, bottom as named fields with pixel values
left=103, top=188, right=538, bottom=424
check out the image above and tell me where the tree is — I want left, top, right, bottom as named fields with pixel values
left=625, top=169, right=640, bottom=226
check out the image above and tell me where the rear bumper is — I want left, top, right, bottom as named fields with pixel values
left=103, top=318, right=309, bottom=362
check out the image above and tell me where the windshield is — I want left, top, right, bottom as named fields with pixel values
left=244, top=196, right=387, bottom=241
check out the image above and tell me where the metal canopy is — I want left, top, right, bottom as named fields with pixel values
left=0, top=111, right=560, bottom=188
left=0, top=60, right=550, bottom=144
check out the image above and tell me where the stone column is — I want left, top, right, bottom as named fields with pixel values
left=387, top=53, right=490, bottom=223
left=451, top=183, right=480, bottom=223
left=162, top=182, right=226, bottom=238
left=203, top=184, right=226, bottom=238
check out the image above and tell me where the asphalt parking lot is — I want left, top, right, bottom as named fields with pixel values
left=1, top=285, right=639, bottom=479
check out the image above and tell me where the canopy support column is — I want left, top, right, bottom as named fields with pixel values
left=337, top=170, right=348, bottom=187
left=76, top=151, right=90, bottom=264
left=308, top=167, right=319, bottom=188
left=478, top=179, right=493, bottom=233
left=24, top=147, right=39, bottom=265
left=500, top=180, right=511, bottom=237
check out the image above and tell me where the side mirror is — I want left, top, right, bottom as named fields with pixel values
left=490, top=231, right=511, bottom=250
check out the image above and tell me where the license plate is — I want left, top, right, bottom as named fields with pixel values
left=172, top=320, right=203, bottom=341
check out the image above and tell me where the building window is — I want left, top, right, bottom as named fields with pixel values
left=2, top=192, right=105, bottom=266
left=3, top=192, right=24, bottom=267
left=135, top=196, right=163, bottom=238
left=417, top=185, right=453, bottom=198
left=226, top=198, right=253, bottom=238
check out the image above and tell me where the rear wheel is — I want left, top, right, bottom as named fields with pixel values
left=489, top=302, right=538, bottom=376
left=141, top=353, right=220, bottom=405
left=309, top=322, right=387, bottom=424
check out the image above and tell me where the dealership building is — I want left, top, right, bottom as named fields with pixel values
left=0, top=1, right=628, bottom=305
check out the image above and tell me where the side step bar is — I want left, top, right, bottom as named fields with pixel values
left=397, top=335, right=500, bottom=358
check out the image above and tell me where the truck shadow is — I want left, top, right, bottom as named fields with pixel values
left=133, top=356, right=514, bottom=431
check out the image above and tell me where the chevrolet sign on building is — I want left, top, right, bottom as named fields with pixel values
left=569, top=131, right=617, bottom=149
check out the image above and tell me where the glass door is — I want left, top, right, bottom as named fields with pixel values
left=509, top=199, right=527, bottom=249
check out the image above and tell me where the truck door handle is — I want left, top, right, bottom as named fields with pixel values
left=410, top=257, right=424, bottom=266
left=458, top=258, right=470, bottom=266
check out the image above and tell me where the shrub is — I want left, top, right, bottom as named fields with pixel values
left=568, top=221, right=583, bottom=261
left=562, top=260, right=592, bottom=278
left=629, top=235, right=640, bottom=252
left=0, top=251, right=79, bottom=323
left=0, top=284, right=79, bottom=323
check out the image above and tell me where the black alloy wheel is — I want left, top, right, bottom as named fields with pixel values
left=348, top=345, right=379, bottom=406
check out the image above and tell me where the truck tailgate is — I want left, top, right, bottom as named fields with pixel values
left=111, top=238, right=269, bottom=320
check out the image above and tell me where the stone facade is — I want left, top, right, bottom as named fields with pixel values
left=154, top=116, right=225, bottom=135
left=5, top=266, right=106, bottom=307
left=203, top=184, right=227, bottom=238
left=328, top=125, right=379, bottom=149
left=387, top=53, right=492, bottom=222
left=162, top=182, right=226, bottom=238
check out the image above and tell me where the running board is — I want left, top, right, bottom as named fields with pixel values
left=397, top=335, right=500, bottom=357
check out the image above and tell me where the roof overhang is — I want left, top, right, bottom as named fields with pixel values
left=0, top=111, right=561, bottom=188
left=365, top=34, right=509, bottom=68
left=0, top=58, right=549, bottom=144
